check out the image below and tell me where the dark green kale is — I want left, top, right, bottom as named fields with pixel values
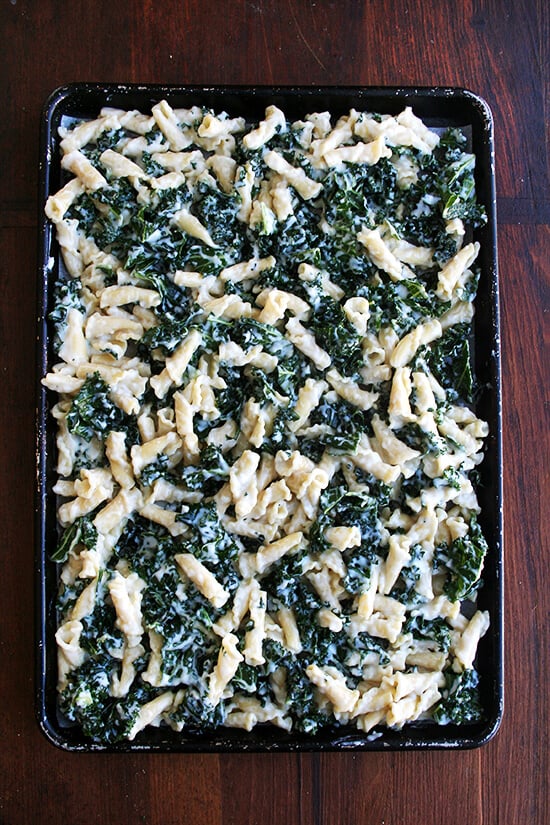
left=213, top=364, right=247, bottom=422
left=433, top=668, right=483, bottom=724
left=403, top=614, right=451, bottom=653
left=388, top=543, right=425, bottom=605
left=309, top=395, right=369, bottom=452
left=148, top=585, right=218, bottom=686
left=115, top=515, right=178, bottom=579
left=352, top=632, right=391, bottom=666
left=399, top=467, right=433, bottom=504
left=66, top=373, right=136, bottom=442
left=232, top=661, right=259, bottom=694
left=307, top=296, right=363, bottom=376
left=138, top=318, right=189, bottom=356
left=416, top=323, right=474, bottom=402
left=52, top=515, right=98, bottom=563
left=181, top=444, right=230, bottom=496
left=255, top=200, right=323, bottom=269
left=396, top=421, right=444, bottom=456
left=65, top=193, right=101, bottom=236
left=176, top=501, right=241, bottom=588
left=191, top=182, right=243, bottom=249
left=307, top=483, right=384, bottom=592
left=285, top=661, right=330, bottom=734
left=48, top=277, right=84, bottom=350
left=60, top=658, right=156, bottom=743
left=80, top=127, right=126, bottom=165
left=364, top=278, right=450, bottom=337
left=132, top=265, right=194, bottom=322
left=80, top=594, right=124, bottom=658
left=436, top=130, right=487, bottom=227
left=397, top=130, right=486, bottom=263
left=436, top=515, right=488, bottom=601
left=139, top=453, right=174, bottom=486
left=323, top=160, right=398, bottom=239
left=168, top=683, right=226, bottom=731
left=141, top=150, right=166, bottom=177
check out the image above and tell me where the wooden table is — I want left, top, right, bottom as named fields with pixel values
left=1, top=1, right=547, bottom=823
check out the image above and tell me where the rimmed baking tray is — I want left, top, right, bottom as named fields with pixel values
left=36, top=84, right=502, bottom=751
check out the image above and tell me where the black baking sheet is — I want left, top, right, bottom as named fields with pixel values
left=36, top=84, right=503, bottom=751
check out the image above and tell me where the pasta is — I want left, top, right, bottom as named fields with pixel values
left=44, top=100, right=490, bottom=744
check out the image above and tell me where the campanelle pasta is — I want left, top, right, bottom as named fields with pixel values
left=44, top=100, right=490, bottom=743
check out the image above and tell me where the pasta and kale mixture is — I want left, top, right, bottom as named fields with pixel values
left=44, top=101, right=490, bottom=743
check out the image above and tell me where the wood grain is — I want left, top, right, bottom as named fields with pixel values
left=0, top=1, right=548, bottom=823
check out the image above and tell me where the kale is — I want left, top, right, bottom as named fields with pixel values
left=181, top=444, right=230, bottom=496
left=51, top=515, right=98, bottom=563
left=232, top=662, right=258, bottom=694
left=66, top=193, right=100, bottom=236
left=403, top=614, right=451, bottom=653
left=248, top=367, right=287, bottom=406
left=93, top=177, right=136, bottom=213
left=88, top=127, right=126, bottom=160
left=285, top=662, right=329, bottom=734
left=177, top=501, right=241, bottom=587
left=350, top=467, right=394, bottom=505
left=323, top=160, right=398, bottom=247
left=334, top=489, right=382, bottom=546
left=310, top=396, right=368, bottom=445
left=343, top=549, right=379, bottom=595
left=420, top=323, right=474, bottom=402
left=231, top=317, right=286, bottom=353
left=297, top=437, right=325, bottom=463
left=396, top=129, right=487, bottom=261
left=436, top=515, right=488, bottom=601
left=365, top=278, right=449, bottom=337
left=132, top=266, right=194, bottom=322
left=308, top=483, right=384, bottom=590
left=141, top=150, right=165, bottom=177
left=191, top=182, right=243, bottom=249
left=433, top=668, right=483, bottom=724
left=138, top=318, right=189, bottom=356
left=115, top=515, right=177, bottom=580
left=48, top=277, right=84, bottom=351
left=200, top=314, right=233, bottom=348
left=399, top=467, right=433, bottom=503
left=56, top=576, right=89, bottom=615
left=151, top=601, right=217, bottom=686
left=66, top=373, right=135, bottom=442
left=256, top=201, right=323, bottom=269
left=96, top=264, right=117, bottom=286
left=182, top=243, right=238, bottom=276
left=437, top=133, right=487, bottom=227
left=87, top=180, right=137, bottom=250
left=141, top=563, right=189, bottom=633
left=213, top=364, right=247, bottom=421
left=389, top=543, right=425, bottom=605
left=169, top=684, right=226, bottom=731
left=60, top=657, right=154, bottom=743
left=80, top=595, right=124, bottom=658
left=307, top=296, right=363, bottom=376
left=139, top=453, right=174, bottom=486
left=262, top=407, right=299, bottom=455
left=440, top=466, right=463, bottom=491
left=397, top=421, right=444, bottom=456
left=352, top=632, right=391, bottom=666
left=230, top=317, right=306, bottom=401
left=262, top=548, right=307, bottom=609
left=274, top=349, right=308, bottom=401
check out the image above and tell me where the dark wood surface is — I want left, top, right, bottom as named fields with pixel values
left=1, top=1, right=548, bottom=823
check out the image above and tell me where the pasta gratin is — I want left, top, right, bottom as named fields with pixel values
left=43, top=100, right=490, bottom=743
